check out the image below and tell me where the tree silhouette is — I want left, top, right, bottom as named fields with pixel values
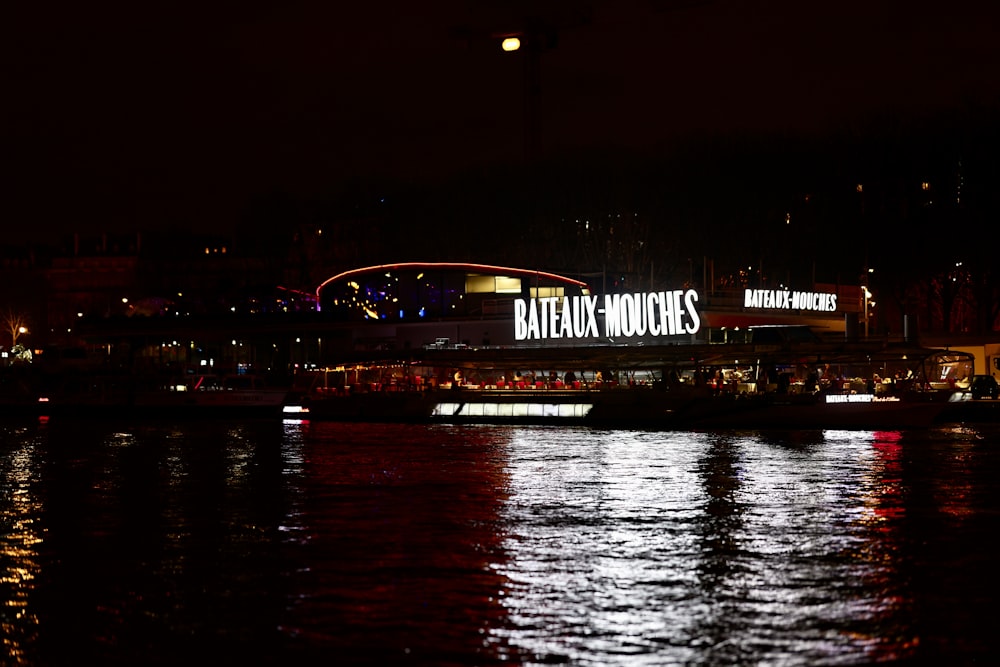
left=3, top=309, right=30, bottom=348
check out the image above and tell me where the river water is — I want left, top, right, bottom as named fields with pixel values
left=2, top=417, right=999, bottom=666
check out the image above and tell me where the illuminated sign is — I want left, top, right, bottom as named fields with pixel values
left=825, top=394, right=874, bottom=403
left=744, top=288, right=838, bottom=312
left=514, top=291, right=701, bottom=341
left=825, top=394, right=900, bottom=404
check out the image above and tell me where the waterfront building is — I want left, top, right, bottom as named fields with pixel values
left=1, top=227, right=990, bottom=393
left=312, top=261, right=863, bottom=349
left=38, top=259, right=878, bottom=375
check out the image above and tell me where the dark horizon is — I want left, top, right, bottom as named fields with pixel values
left=6, top=0, right=1000, bottom=244
left=4, top=106, right=997, bottom=291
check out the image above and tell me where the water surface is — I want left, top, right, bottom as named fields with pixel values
left=2, top=418, right=999, bottom=665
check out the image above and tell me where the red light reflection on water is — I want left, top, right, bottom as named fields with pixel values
left=860, top=426, right=994, bottom=661
left=850, top=430, right=918, bottom=662
left=867, top=427, right=977, bottom=522
left=930, top=426, right=977, bottom=519
left=868, top=430, right=905, bottom=524
left=281, top=422, right=521, bottom=665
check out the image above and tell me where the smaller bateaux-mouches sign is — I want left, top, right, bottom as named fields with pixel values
left=743, top=288, right=838, bottom=312
left=514, top=290, right=701, bottom=342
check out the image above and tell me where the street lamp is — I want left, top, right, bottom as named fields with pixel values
left=859, top=265, right=874, bottom=338
left=861, top=286, right=875, bottom=337
left=497, top=22, right=557, bottom=164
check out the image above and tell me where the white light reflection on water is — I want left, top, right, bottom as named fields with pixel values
left=489, top=427, right=916, bottom=665
left=277, top=420, right=309, bottom=543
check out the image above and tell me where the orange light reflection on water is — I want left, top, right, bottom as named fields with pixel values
left=0, top=440, right=44, bottom=665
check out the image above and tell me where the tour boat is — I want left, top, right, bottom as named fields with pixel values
left=280, top=336, right=975, bottom=430
left=25, top=371, right=288, bottom=419
left=131, top=372, right=288, bottom=417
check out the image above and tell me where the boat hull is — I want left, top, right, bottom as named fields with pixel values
left=288, top=391, right=437, bottom=422
left=285, top=387, right=959, bottom=430
left=25, top=389, right=289, bottom=420
left=678, top=394, right=952, bottom=430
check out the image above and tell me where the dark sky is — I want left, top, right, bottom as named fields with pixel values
left=5, top=0, right=1000, bottom=242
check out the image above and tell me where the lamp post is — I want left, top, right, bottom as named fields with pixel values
left=862, top=286, right=872, bottom=338
left=497, top=21, right=555, bottom=165
left=455, top=7, right=588, bottom=163
left=859, top=265, right=875, bottom=338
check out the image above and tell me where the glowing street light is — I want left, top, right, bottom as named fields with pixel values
left=501, top=36, right=521, bottom=51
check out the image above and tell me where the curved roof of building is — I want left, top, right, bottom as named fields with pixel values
left=315, top=262, right=590, bottom=298
left=315, top=262, right=593, bottom=322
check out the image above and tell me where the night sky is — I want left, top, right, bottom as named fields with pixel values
left=6, top=0, right=1000, bottom=243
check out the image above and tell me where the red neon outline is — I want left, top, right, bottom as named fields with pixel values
left=276, top=285, right=318, bottom=300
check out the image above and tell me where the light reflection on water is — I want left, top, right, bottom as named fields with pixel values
left=1, top=419, right=999, bottom=665
left=0, top=427, right=44, bottom=666
left=490, top=428, right=914, bottom=665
